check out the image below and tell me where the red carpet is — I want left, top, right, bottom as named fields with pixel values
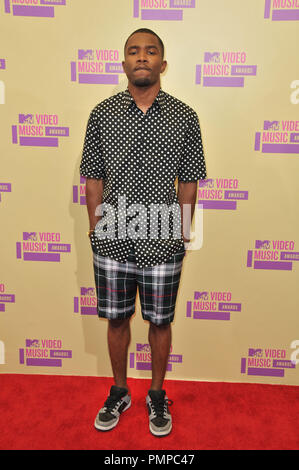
left=0, top=374, right=298, bottom=450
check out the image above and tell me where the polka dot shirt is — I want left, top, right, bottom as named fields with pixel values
left=80, top=88, right=207, bottom=267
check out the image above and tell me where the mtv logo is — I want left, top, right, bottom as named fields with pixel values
left=248, top=348, right=263, bottom=357
left=264, top=120, right=279, bottom=131
left=198, top=179, right=214, bottom=188
left=136, top=343, right=151, bottom=352
left=23, top=232, right=37, bottom=241
left=19, top=114, right=34, bottom=124
left=204, top=52, right=220, bottom=63
left=255, top=240, right=271, bottom=249
left=194, top=291, right=209, bottom=300
left=26, top=339, right=40, bottom=348
left=80, top=287, right=95, bottom=296
left=78, top=49, right=94, bottom=60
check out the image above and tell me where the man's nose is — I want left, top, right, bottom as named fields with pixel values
left=137, top=51, right=148, bottom=62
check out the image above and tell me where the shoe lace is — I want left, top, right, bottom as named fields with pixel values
left=103, top=395, right=122, bottom=413
left=151, top=397, right=173, bottom=418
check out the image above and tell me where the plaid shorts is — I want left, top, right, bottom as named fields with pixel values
left=92, top=246, right=185, bottom=325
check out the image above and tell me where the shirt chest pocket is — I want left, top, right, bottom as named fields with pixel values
left=145, top=133, right=183, bottom=168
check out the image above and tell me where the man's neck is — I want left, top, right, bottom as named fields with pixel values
left=127, top=82, right=161, bottom=114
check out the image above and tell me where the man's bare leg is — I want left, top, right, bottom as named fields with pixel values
left=107, top=318, right=131, bottom=394
left=148, top=322, right=171, bottom=391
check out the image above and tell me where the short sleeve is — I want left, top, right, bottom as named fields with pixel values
left=79, top=108, right=106, bottom=179
left=178, top=111, right=207, bottom=182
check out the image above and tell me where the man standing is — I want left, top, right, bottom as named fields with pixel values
left=80, top=28, right=207, bottom=437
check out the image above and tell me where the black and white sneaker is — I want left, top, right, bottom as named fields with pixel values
left=146, top=389, right=173, bottom=437
left=94, top=385, right=131, bottom=431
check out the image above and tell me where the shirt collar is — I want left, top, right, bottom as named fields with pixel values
left=122, top=88, right=166, bottom=112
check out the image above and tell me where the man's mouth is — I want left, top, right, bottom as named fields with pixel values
left=134, top=67, right=151, bottom=71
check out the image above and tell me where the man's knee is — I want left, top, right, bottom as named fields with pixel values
left=149, top=321, right=171, bottom=331
left=109, top=317, right=131, bottom=329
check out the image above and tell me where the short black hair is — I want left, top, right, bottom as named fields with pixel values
left=124, top=28, right=164, bottom=59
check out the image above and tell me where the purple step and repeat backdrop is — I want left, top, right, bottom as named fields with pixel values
left=1, top=0, right=299, bottom=385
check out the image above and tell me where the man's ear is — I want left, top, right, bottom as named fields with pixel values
left=161, top=60, right=167, bottom=73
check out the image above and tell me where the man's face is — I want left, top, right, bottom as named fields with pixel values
left=122, top=32, right=167, bottom=87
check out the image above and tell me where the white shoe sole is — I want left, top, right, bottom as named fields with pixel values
left=94, top=399, right=131, bottom=431
left=149, top=421, right=172, bottom=437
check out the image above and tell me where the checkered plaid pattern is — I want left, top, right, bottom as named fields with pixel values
left=93, top=246, right=185, bottom=325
